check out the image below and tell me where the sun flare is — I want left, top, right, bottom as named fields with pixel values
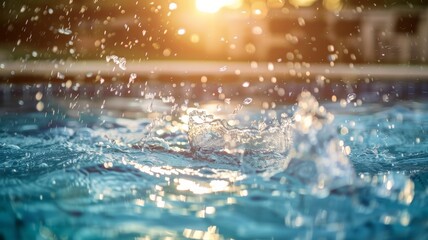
left=195, top=0, right=242, bottom=13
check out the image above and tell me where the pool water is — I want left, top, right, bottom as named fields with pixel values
left=1, top=91, right=427, bottom=239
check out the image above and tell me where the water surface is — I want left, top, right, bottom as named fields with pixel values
left=1, top=92, right=427, bottom=239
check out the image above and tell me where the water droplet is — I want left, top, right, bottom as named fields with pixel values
left=298, top=17, right=306, bottom=26
left=233, top=104, right=243, bottom=114
left=101, top=100, right=106, bottom=109
left=217, top=86, right=223, bottom=94
left=268, top=62, right=274, bottom=71
left=106, top=55, right=127, bottom=70
left=219, top=66, right=228, bottom=72
left=242, top=82, right=250, bottom=88
left=177, top=28, right=186, bottom=35
left=347, top=93, right=356, bottom=103
left=224, top=98, right=231, bottom=104
left=169, top=2, right=178, bottom=10
left=147, top=102, right=153, bottom=113
left=128, top=73, right=137, bottom=87
left=57, top=72, right=65, bottom=79
left=243, top=98, right=253, bottom=105
left=130, top=73, right=137, bottom=80
left=58, top=28, right=72, bottom=35
left=162, top=96, right=175, bottom=103
left=119, top=61, right=127, bottom=70
left=250, top=61, right=258, bottom=69
left=382, top=94, right=390, bottom=103
left=252, top=26, right=263, bottom=35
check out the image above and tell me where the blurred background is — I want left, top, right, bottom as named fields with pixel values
left=0, top=0, right=428, bottom=107
left=1, top=0, right=427, bottom=63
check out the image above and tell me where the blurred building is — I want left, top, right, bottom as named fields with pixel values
left=1, top=0, right=427, bottom=64
left=168, top=7, right=428, bottom=63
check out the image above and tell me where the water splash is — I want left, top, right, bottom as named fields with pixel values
left=188, top=91, right=355, bottom=190
left=360, top=172, right=415, bottom=205
left=283, top=91, right=355, bottom=192
left=187, top=110, right=292, bottom=168
left=1, top=97, right=426, bottom=239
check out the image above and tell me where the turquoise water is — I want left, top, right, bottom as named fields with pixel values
left=1, top=92, right=427, bottom=239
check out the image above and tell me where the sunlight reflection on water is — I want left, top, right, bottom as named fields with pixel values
left=0, top=91, right=427, bottom=239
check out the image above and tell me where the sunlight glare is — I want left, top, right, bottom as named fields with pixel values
left=195, top=0, right=242, bottom=13
left=289, top=0, right=318, bottom=7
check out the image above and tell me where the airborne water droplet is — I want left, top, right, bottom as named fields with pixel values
left=57, top=72, right=65, bottom=79
left=233, top=104, right=243, bottom=114
left=128, top=73, right=137, bottom=87
left=243, top=98, right=252, bottom=105
left=106, top=55, right=127, bottom=70
left=147, top=102, right=153, bottom=113
left=118, top=61, right=127, bottom=70
left=347, top=93, right=356, bottom=103
left=298, top=17, right=306, bottom=26
left=218, top=86, right=223, bottom=94
left=58, top=28, right=72, bottom=35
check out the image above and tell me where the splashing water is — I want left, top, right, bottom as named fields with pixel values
left=187, top=109, right=291, bottom=167
left=0, top=90, right=427, bottom=239
left=283, top=91, right=355, bottom=192
left=187, top=92, right=355, bottom=190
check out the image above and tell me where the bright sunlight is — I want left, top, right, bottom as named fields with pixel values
left=195, top=0, right=242, bottom=13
